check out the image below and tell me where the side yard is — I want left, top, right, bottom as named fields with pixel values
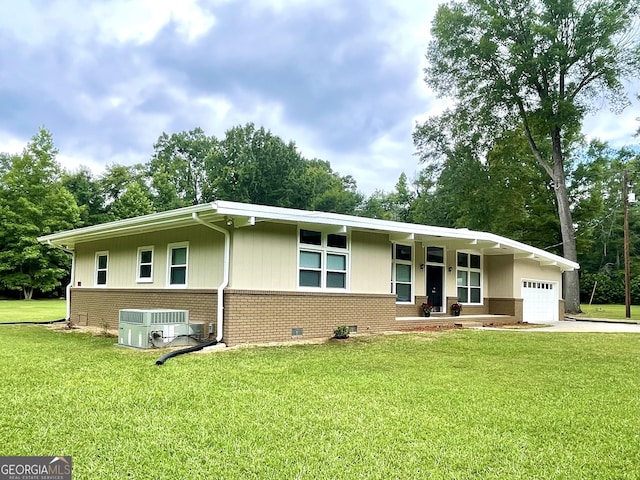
left=0, top=325, right=638, bottom=479
left=0, top=299, right=66, bottom=322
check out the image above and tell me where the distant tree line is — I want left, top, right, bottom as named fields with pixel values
left=1, top=122, right=638, bottom=302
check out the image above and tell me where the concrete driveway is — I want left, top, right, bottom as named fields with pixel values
left=506, top=319, right=640, bottom=333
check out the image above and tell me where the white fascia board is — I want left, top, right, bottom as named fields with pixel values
left=213, top=201, right=578, bottom=270
left=38, top=203, right=218, bottom=248
left=38, top=200, right=579, bottom=271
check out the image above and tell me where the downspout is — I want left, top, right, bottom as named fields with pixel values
left=47, top=240, right=74, bottom=321
left=192, top=212, right=229, bottom=343
left=66, top=249, right=76, bottom=321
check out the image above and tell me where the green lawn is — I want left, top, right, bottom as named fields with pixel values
left=0, top=326, right=638, bottom=479
left=0, top=299, right=67, bottom=323
left=578, top=304, right=640, bottom=322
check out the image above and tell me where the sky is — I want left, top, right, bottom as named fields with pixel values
left=0, top=0, right=638, bottom=195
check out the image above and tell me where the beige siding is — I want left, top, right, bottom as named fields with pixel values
left=486, top=255, right=514, bottom=298
left=514, top=259, right=563, bottom=298
left=350, top=231, right=392, bottom=294
left=73, top=225, right=225, bottom=289
left=229, top=223, right=297, bottom=290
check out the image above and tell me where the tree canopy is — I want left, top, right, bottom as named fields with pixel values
left=415, top=0, right=640, bottom=312
left=0, top=128, right=80, bottom=299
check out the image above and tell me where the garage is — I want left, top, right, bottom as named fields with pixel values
left=521, top=280, right=558, bottom=322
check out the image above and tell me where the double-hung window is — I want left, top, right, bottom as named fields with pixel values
left=298, top=229, right=348, bottom=290
left=457, top=252, right=482, bottom=304
left=95, top=251, right=108, bottom=286
left=136, top=246, right=154, bottom=283
left=167, top=242, right=189, bottom=287
left=392, top=244, right=413, bottom=303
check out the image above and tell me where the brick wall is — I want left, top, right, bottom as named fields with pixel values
left=223, top=290, right=397, bottom=345
left=70, top=288, right=528, bottom=347
left=70, top=288, right=218, bottom=331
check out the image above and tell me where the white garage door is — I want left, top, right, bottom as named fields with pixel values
left=521, top=280, right=558, bottom=322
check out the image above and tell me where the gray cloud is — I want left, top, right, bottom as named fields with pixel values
left=0, top=0, right=636, bottom=195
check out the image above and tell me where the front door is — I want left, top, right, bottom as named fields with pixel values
left=426, top=265, right=444, bottom=312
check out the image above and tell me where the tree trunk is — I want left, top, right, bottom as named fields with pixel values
left=23, top=287, right=33, bottom=300
left=551, top=133, right=581, bottom=314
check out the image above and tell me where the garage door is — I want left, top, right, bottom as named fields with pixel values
left=521, top=280, right=558, bottom=322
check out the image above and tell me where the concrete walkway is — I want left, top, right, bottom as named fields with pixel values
left=487, top=318, right=640, bottom=333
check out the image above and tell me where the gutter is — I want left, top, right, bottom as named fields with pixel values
left=66, top=249, right=76, bottom=320
left=45, top=239, right=74, bottom=321
left=192, top=212, right=229, bottom=343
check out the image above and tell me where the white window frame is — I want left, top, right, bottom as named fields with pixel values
left=94, top=251, right=109, bottom=287
left=297, top=229, right=349, bottom=291
left=456, top=251, right=483, bottom=305
left=391, top=243, right=414, bottom=304
left=167, top=242, right=189, bottom=288
left=136, top=246, right=154, bottom=283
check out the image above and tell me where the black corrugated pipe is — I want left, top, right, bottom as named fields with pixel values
left=155, top=339, right=219, bottom=366
left=1, top=319, right=66, bottom=325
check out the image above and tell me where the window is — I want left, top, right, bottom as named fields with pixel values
left=392, top=243, right=413, bottom=303
left=95, top=252, right=108, bottom=286
left=136, top=246, right=154, bottom=283
left=298, top=229, right=348, bottom=290
left=167, top=243, right=189, bottom=287
left=457, top=252, right=482, bottom=304
left=426, top=246, right=444, bottom=264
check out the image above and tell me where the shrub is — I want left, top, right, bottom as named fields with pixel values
left=333, top=325, right=350, bottom=339
left=580, top=272, right=624, bottom=304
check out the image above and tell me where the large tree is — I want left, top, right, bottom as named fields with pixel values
left=416, top=0, right=640, bottom=312
left=0, top=128, right=80, bottom=299
left=149, top=128, right=214, bottom=208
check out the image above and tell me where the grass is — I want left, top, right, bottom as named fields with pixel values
left=0, top=326, right=638, bottom=479
left=0, top=299, right=67, bottom=323
left=577, top=304, right=640, bottom=322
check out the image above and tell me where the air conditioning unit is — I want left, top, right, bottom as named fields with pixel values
left=118, top=309, right=204, bottom=349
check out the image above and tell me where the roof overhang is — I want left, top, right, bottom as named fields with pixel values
left=38, top=200, right=579, bottom=272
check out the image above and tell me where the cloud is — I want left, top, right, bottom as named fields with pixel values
left=0, top=0, right=637, bottom=197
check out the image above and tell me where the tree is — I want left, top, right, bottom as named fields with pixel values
left=0, top=128, right=80, bottom=299
left=149, top=128, right=214, bottom=207
left=109, top=182, right=154, bottom=220
left=416, top=0, right=640, bottom=312
left=571, top=142, right=640, bottom=274
left=210, top=123, right=309, bottom=208
left=62, top=166, right=109, bottom=226
left=360, top=173, right=416, bottom=221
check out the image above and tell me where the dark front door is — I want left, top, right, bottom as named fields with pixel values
left=426, top=265, right=444, bottom=312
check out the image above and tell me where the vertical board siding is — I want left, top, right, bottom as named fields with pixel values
left=350, top=231, right=392, bottom=294
left=230, top=223, right=297, bottom=290
left=73, top=225, right=225, bottom=289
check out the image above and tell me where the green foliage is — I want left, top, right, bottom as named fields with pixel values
left=62, top=166, right=109, bottom=226
left=333, top=325, right=350, bottom=339
left=149, top=128, right=213, bottom=207
left=580, top=272, right=624, bottom=304
left=581, top=271, right=640, bottom=305
left=416, top=0, right=640, bottom=312
left=108, top=182, right=154, bottom=220
left=1, top=328, right=638, bottom=478
left=571, top=142, right=640, bottom=273
left=360, top=173, right=415, bottom=222
left=0, top=128, right=80, bottom=299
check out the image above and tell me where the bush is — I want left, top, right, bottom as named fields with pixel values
left=580, top=271, right=624, bottom=304
left=333, top=325, right=350, bottom=339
